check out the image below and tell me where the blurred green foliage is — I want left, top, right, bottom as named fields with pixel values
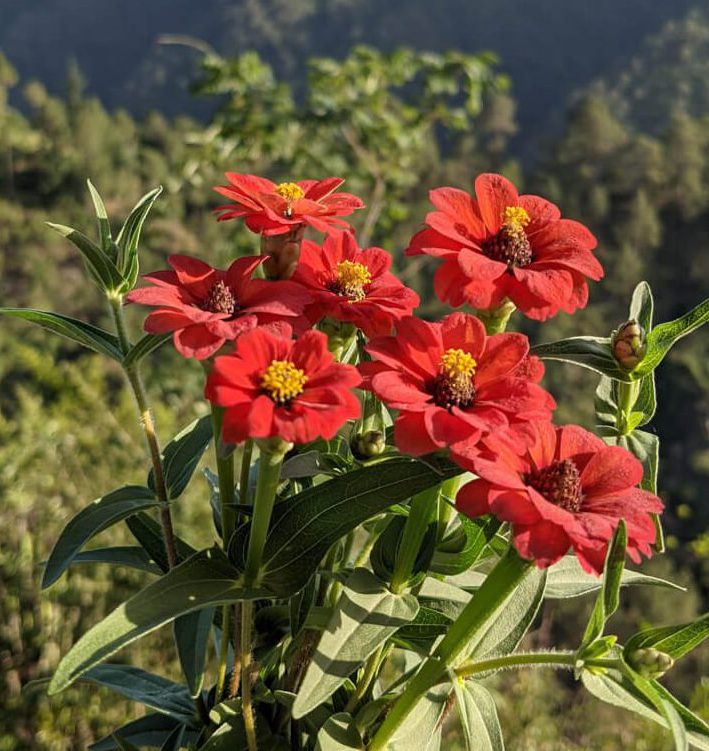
left=0, top=32, right=706, bottom=749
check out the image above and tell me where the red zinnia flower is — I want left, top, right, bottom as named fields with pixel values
left=406, top=173, right=603, bottom=320
left=456, top=423, right=663, bottom=574
left=126, top=254, right=310, bottom=360
left=205, top=327, right=362, bottom=445
left=213, top=174, right=364, bottom=236
left=291, top=231, right=420, bottom=337
left=360, top=313, right=555, bottom=456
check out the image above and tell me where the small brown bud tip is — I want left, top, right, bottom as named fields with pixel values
left=352, top=430, right=386, bottom=459
left=611, top=319, right=647, bottom=370
left=260, top=225, right=305, bottom=280
left=627, top=647, right=674, bottom=678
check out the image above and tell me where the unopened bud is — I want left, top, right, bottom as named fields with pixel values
left=626, top=647, right=674, bottom=679
left=611, top=319, right=646, bottom=371
left=352, top=430, right=386, bottom=459
left=260, top=224, right=305, bottom=280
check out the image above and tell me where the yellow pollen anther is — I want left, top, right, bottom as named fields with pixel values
left=438, top=348, right=477, bottom=381
left=261, top=359, right=308, bottom=405
left=333, top=260, right=372, bottom=301
left=275, top=182, right=305, bottom=202
left=502, top=205, right=530, bottom=230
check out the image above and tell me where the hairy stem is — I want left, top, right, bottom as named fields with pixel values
left=109, top=296, right=178, bottom=569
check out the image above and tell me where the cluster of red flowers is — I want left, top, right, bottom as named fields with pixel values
left=127, top=171, right=662, bottom=575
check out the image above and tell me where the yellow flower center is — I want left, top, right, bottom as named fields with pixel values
left=502, top=205, right=530, bottom=230
left=330, top=260, right=372, bottom=302
left=433, top=348, right=477, bottom=409
left=275, top=182, right=305, bottom=202
left=261, top=359, right=308, bottom=405
left=438, top=348, right=477, bottom=380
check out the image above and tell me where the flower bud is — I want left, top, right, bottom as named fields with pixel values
left=626, top=647, right=674, bottom=679
left=351, top=430, right=386, bottom=459
left=260, top=225, right=305, bottom=280
left=611, top=319, right=646, bottom=371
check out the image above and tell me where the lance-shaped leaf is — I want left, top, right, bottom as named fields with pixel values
left=624, top=612, right=709, bottom=661
left=66, top=546, right=161, bottom=575
left=0, top=308, right=123, bottom=361
left=579, top=521, right=627, bottom=651
left=582, top=672, right=708, bottom=751
left=241, top=456, right=460, bottom=597
left=635, top=296, right=709, bottom=377
left=431, top=515, right=500, bottom=576
left=531, top=336, right=632, bottom=381
left=115, top=186, right=163, bottom=288
left=48, top=547, right=266, bottom=694
left=42, top=486, right=158, bottom=588
left=629, top=281, right=654, bottom=332
left=454, top=679, right=504, bottom=751
left=90, top=714, right=198, bottom=751
left=47, top=222, right=124, bottom=292
left=293, top=568, right=419, bottom=718
left=388, top=682, right=450, bottom=751
left=79, top=664, right=195, bottom=719
left=174, top=606, right=215, bottom=698
left=123, top=332, right=172, bottom=368
left=159, top=725, right=187, bottom=751
left=148, top=416, right=213, bottom=499
left=315, top=713, right=362, bottom=751
left=127, top=511, right=197, bottom=572
left=86, top=179, right=112, bottom=253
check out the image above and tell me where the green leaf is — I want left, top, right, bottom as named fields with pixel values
left=148, top=416, right=213, bottom=499
left=115, top=186, right=163, bottom=286
left=388, top=682, right=450, bottom=751
left=112, top=736, right=142, bottom=751
left=49, top=547, right=266, bottom=694
left=635, top=297, right=709, bottom=377
left=468, top=566, right=546, bottom=660
left=614, top=430, right=660, bottom=493
left=625, top=613, right=709, bottom=661
left=173, top=607, right=215, bottom=698
left=126, top=512, right=197, bottom=572
left=159, top=725, right=186, bottom=751
left=431, top=515, right=500, bottom=576
left=86, top=179, right=112, bottom=253
left=0, top=308, right=123, bottom=360
left=80, top=664, right=195, bottom=719
left=46, top=222, right=124, bottom=291
left=248, top=456, right=460, bottom=596
left=629, top=281, right=654, bottom=332
left=543, top=556, right=682, bottom=599
left=454, top=680, right=505, bottom=751
left=42, top=486, right=158, bottom=588
left=123, top=333, right=172, bottom=368
left=315, top=713, right=363, bottom=750
left=293, top=568, right=418, bottom=718
left=68, top=546, right=161, bottom=575
left=395, top=605, right=454, bottom=647
left=90, top=714, right=197, bottom=751
left=197, top=720, right=247, bottom=751
left=583, top=671, right=709, bottom=751
left=531, top=336, right=632, bottom=381
left=579, top=522, right=626, bottom=651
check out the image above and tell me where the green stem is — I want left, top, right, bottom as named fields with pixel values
left=210, top=406, right=237, bottom=545
left=477, top=299, right=516, bottom=335
left=244, top=449, right=285, bottom=584
left=437, top=476, right=463, bottom=542
left=617, top=379, right=640, bottom=435
left=109, top=296, right=178, bottom=569
left=345, top=644, right=386, bottom=714
left=240, top=439, right=254, bottom=505
left=241, top=600, right=258, bottom=751
left=455, top=651, right=576, bottom=678
left=390, top=486, right=440, bottom=594
left=353, top=517, right=388, bottom=569
left=369, top=546, right=532, bottom=750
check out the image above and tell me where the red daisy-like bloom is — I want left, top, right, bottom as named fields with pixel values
left=213, top=174, right=365, bottom=236
left=406, top=173, right=603, bottom=320
left=205, top=327, right=362, bottom=445
left=360, top=313, right=555, bottom=456
left=126, top=254, right=310, bottom=360
left=456, top=423, right=663, bottom=574
left=291, top=231, right=420, bottom=337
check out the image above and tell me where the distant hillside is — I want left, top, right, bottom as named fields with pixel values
left=586, top=6, right=709, bottom=134
left=0, top=0, right=698, bottom=155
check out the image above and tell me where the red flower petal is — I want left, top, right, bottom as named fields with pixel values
left=474, top=173, right=520, bottom=234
